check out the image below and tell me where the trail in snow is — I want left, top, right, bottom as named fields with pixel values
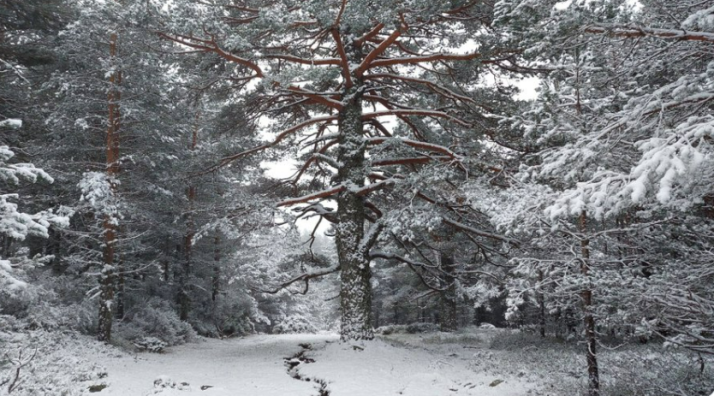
left=97, top=332, right=535, bottom=396
left=99, top=334, right=334, bottom=396
left=284, top=342, right=330, bottom=396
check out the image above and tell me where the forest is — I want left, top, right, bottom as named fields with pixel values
left=1, top=0, right=713, bottom=395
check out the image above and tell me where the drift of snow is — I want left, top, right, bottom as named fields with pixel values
left=0, top=119, right=22, bottom=129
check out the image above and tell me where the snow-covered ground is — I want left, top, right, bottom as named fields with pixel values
left=95, top=331, right=534, bottom=396
left=300, top=335, right=531, bottom=396
left=5, top=327, right=708, bottom=395
left=99, top=334, right=331, bottom=396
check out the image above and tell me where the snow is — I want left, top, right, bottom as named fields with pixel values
left=9, top=329, right=709, bottom=396
left=94, top=333, right=534, bottom=396
left=0, top=119, right=22, bottom=129
left=301, top=336, right=532, bottom=396
left=98, top=334, right=329, bottom=396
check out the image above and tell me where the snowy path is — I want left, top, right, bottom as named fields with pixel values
left=100, top=334, right=335, bottom=396
left=98, top=333, right=533, bottom=396
left=301, top=335, right=532, bottom=396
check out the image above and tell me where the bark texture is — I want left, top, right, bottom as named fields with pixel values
left=98, top=31, right=121, bottom=342
left=336, top=81, right=373, bottom=341
left=580, top=211, right=599, bottom=396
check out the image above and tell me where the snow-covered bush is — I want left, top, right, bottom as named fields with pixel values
left=0, top=328, right=109, bottom=396
left=190, top=289, right=262, bottom=338
left=272, top=315, right=318, bottom=334
left=20, top=299, right=96, bottom=334
left=116, top=299, right=196, bottom=347
left=376, top=323, right=439, bottom=335
left=1, top=271, right=97, bottom=334
left=375, top=325, right=407, bottom=335
left=405, top=322, right=438, bottom=334
left=489, top=329, right=556, bottom=351
left=133, top=336, right=168, bottom=353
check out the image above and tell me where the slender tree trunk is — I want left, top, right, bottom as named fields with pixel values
left=116, top=247, right=125, bottom=319
left=98, top=219, right=115, bottom=342
left=439, top=253, right=458, bottom=332
left=336, top=79, right=373, bottom=341
left=178, top=191, right=193, bottom=321
left=579, top=211, right=599, bottom=396
left=212, top=234, right=220, bottom=302
left=98, top=31, right=121, bottom=342
left=537, top=268, right=546, bottom=337
left=49, top=227, right=63, bottom=274
left=179, top=111, right=200, bottom=321
left=162, top=238, right=170, bottom=282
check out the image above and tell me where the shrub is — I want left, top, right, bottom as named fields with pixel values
left=133, top=336, right=168, bottom=353
left=405, top=322, right=438, bottom=334
left=190, top=290, right=258, bottom=338
left=116, top=299, right=196, bottom=347
left=273, top=315, right=318, bottom=334
left=0, top=329, right=109, bottom=396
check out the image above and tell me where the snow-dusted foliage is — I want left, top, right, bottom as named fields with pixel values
left=1, top=0, right=713, bottom=395
left=0, top=142, right=65, bottom=301
left=78, top=172, right=119, bottom=219
left=0, top=319, right=110, bottom=396
left=475, top=2, right=714, bottom=394
left=272, top=315, right=319, bottom=334
left=114, top=299, right=197, bottom=347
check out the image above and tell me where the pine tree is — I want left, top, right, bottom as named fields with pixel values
left=158, top=0, right=521, bottom=341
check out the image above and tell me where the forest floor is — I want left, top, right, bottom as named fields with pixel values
left=95, top=330, right=535, bottom=396
left=19, top=326, right=707, bottom=396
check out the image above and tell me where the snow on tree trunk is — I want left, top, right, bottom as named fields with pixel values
left=98, top=257, right=115, bottom=342
left=116, top=247, right=125, bottom=319
left=336, top=83, right=373, bottom=341
left=98, top=30, right=121, bottom=342
left=579, top=211, right=599, bottom=396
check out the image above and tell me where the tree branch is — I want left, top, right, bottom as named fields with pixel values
left=207, top=115, right=338, bottom=172
left=585, top=24, right=714, bottom=43
left=367, top=51, right=482, bottom=69
left=158, top=32, right=264, bottom=77
left=354, top=27, right=404, bottom=77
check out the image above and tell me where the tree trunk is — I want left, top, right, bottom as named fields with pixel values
left=579, top=211, right=599, bottom=396
left=212, top=234, right=220, bottom=302
left=49, top=227, right=63, bottom=275
left=179, top=110, right=199, bottom=321
left=115, top=247, right=125, bottom=319
left=336, top=82, right=373, bottom=341
left=537, top=268, right=546, bottom=338
left=162, top=238, right=170, bottom=282
left=98, top=31, right=120, bottom=342
left=439, top=253, right=458, bottom=332
left=178, top=196, right=193, bottom=321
